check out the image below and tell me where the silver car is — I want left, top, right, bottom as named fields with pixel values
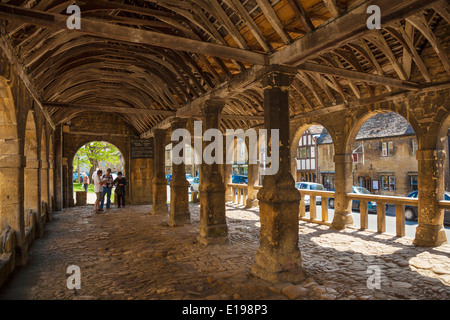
left=296, top=182, right=325, bottom=208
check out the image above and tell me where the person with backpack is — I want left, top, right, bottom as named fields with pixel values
left=114, top=171, right=127, bottom=208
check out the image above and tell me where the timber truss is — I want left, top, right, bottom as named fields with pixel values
left=0, top=0, right=448, bottom=136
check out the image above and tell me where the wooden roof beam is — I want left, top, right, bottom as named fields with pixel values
left=0, top=3, right=268, bottom=65
left=297, top=62, right=420, bottom=90
left=43, top=102, right=178, bottom=116
left=271, top=0, right=446, bottom=66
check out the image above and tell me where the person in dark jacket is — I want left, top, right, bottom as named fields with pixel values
left=114, top=172, right=127, bottom=208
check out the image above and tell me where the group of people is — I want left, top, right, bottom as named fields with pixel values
left=91, top=168, right=127, bottom=213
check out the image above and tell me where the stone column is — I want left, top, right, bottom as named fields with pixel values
left=54, top=126, right=63, bottom=211
left=223, top=135, right=234, bottom=202
left=68, top=162, right=75, bottom=207
left=40, top=160, right=49, bottom=221
left=414, top=149, right=448, bottom=246
left=251, top=65, right=305, bottom=283
left=0, top=153, right=27, bottom=265
left=40, top=161, right=49, bottom=206
left=330, top=153, right=354, bottom=229
left=168, top=118, right=190, bottom=226
left=62, top=160, right=68, bottom=208
left=25, top=158, right=40, bottom=225
left=198, top=100, right=228, bottom=246
left=245, top=163, right=258, bottom=208
left=151, top=130, right=168, bottom=214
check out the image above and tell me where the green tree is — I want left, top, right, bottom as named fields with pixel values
left=73, top=142, right=122, bottom=183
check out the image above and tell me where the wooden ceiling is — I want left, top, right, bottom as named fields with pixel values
left=0, top=0, right=448, bottom=136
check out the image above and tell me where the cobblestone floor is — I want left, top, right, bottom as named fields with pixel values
left=0, top=203, right=449, bottom=300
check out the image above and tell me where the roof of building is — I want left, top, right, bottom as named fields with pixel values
left=317, top=113, right=415, bottom=144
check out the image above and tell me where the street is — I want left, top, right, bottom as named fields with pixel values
left=304, top=204, right=450, bottom=239
left=77, top=186, right=450, bottom=240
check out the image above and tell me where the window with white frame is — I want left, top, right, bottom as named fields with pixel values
left=381, top=141, right=394, bottom=157
left=381, top=175, right=395, bottom=191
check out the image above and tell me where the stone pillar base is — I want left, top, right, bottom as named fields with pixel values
left=251, top=263, right=306, bottom=283
left=197, top=227, right=229, bottom=246
left=168, top=212, right=190, bottom=227
left=252, top=173, right=304, bottom=283
left=15, top=244, right=28, bottom=267
left=245, top=198, right=258, bottom=209
left=330, top=212, right=354, bottom=230
left=151, top=180, right=168, bottom=215
left=198, top=176, right=228, bottom=245
left=414, top=224, right=448, bottom=247
left=169, top=182, right=190, bottom=226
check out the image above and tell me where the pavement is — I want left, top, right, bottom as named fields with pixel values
left=0, top=202, right=449, bottom=300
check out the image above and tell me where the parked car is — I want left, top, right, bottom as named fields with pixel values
left=405, top=191, right=450, bottom=225
left=296, top=182, right=325, bottom=209
left=166, top=174, right=194, bottom=186
left=232, top=175, right=248, bottom=184
left=186, top=174, right=194, bottom=186
left=328, top=186, right=377, bottom=213
left=190, top=177, right=199, bottom=192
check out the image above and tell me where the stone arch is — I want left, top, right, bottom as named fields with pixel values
left=436, top=112, right=450, bottom=201
left=48, top=133, right=55, bottom=210
left=346, top=110, right=419, bottom=196
left=345, top=105, right=421, bottom=155
left=0, top=76, right=24, bottom=247
left=24, top=109, right=40, bottom=223
left=290, top=122, right=335, bottom=186
left=40, top=125, right=49, bottom=208
left=68, top=139, right=128, bottom=205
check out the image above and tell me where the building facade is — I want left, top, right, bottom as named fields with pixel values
left=316, top=112, right=450, bottom=196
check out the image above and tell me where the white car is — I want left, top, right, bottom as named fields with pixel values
left=190, top=177, right=199, bottom=192
left=295, top=182, right=325, bottom=208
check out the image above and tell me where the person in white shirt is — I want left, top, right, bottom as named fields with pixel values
left=93, top=170, right=105, bottom=212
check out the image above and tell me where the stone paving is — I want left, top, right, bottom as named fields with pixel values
left=0, top=203, right=449, bottom=300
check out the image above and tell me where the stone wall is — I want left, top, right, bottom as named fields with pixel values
left=63, top=111, right=152, bottom=206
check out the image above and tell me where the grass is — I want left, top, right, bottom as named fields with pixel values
left=73, top=183, right=115, bottom=202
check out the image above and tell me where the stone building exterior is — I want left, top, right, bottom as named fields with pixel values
left=316, top=112, right=433, bottom=196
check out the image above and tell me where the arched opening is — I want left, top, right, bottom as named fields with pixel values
left=24, top=111, right=39, bottom=224
left=436, top=114, right=450, bottom=228
left=48, top=134, right=54, bottom=210
left=291, top=124, right=335, bottom=188
left=291, top=123, right=335, bottom=222
left=40, top=128, right=49, bottom=208
left=71, top=141, right=125, bottom=205
left=346, top=112, right=419, bottom=236
left=0, top=78, right=22, bottom=239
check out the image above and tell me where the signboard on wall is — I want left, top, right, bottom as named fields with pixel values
left=373, top=180, right=379, bottom=190
left=130, top=139, right=154, bottom=159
